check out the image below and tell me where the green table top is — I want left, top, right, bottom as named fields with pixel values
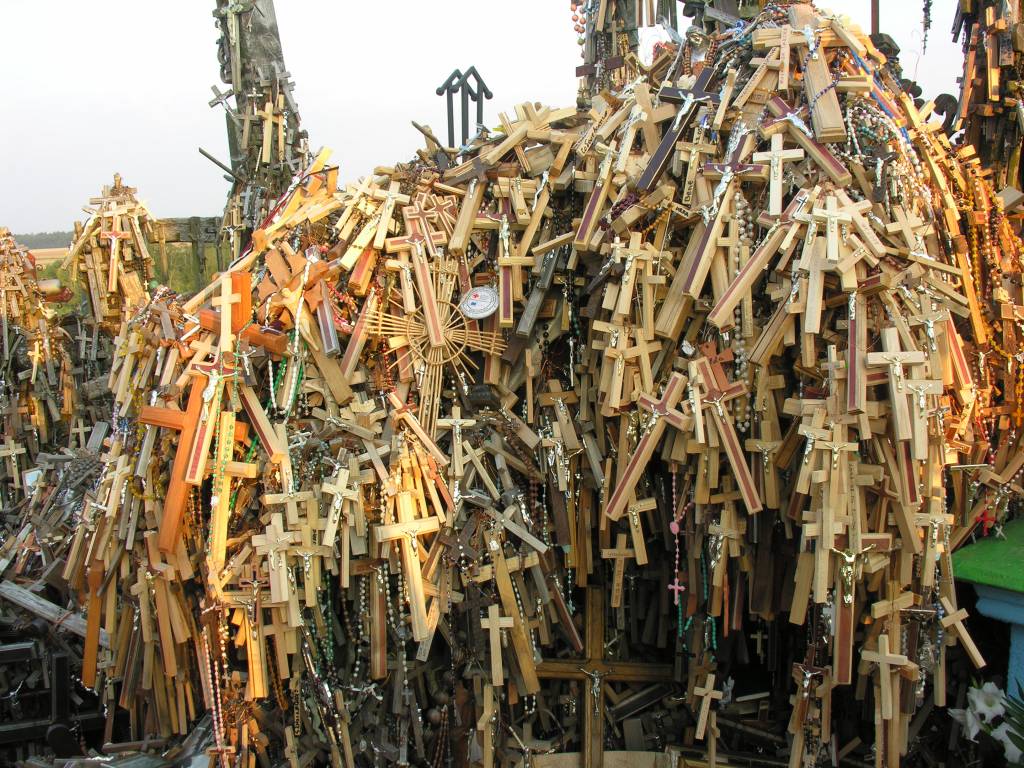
left=953, top=518, right=1024, bottom=593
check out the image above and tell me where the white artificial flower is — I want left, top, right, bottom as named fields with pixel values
left=991, top=723, right=1023, bottom=764
left=968, top=682, right=1007, bottom=723
left=950, top=707, right=983, bottom=741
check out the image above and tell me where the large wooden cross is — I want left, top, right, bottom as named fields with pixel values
left=536, top=587, right=673, bottom=768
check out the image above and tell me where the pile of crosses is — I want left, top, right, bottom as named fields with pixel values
left=19, top=2, right=1024, bottom=768
left=66, top=175, right=156, bottom=336
left=0, top=228, right=81, bottom=509
left=952, top=0, right=1024, bottom=194
left=0, top=228, right=116, bottom=763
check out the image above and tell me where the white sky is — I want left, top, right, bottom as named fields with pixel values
left=3, top=0, right=963, bottom=233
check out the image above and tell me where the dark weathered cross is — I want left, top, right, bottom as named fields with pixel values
left=637, top=68, right=722, bottom=192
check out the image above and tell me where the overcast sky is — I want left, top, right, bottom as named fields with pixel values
left=3, top=1, right=963, bottom=233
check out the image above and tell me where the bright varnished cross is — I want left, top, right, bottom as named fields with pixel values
left=810, top=194, right=851, bottom=263
left=752, top=133, right=804, bottom=216
left=211, top=273, right=243, bottom=354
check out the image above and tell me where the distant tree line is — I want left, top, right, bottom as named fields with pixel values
left=14, top=231, right=74, bottom=249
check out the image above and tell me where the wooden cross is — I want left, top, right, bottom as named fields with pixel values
left=752, top=133, right=804, bottom=216
left=537, top=381, right=580, bottom=453
left=810, top=194, right=851, bottom=263
left=603, top=372, right=690, bottom=520
left=832, top=532, right=892, bottom=684
left=601, top=533, right=636, bottom=609
left=185, top=358, right=236, bottom=486
left=939, top=596, right=986, bottom=669
left=624, top=495, right=654, bottom=565
left=211, top=272, right=243, bottom=354
left=866, top=328, right=927, bottom=442
left=677, top=134, right=718, bottom=207
left=375, top=491, right=440, bottom=642
left=860, top=633, right=908, bottom=720
left=0, top=437, right=26, bottom=489
left=436, top=406, right=476, bottom=480
left=574, top=145, right=616, bottom=251
left=637, top=68, right=722, bottom=193
left=69, top=418, right=90, bottom=449
left=692, top=355, right=762, bottom=514
left=744, top=437, right=782, bottom=509
left=479, top=603, right=514, bottom=686
left=252, top=513, right=301, bottom=605
left=536, top=587, right=672, bottom=768
left=262, top=487, right=316, bottom=528
left=762, top=97, right=852, bottom=185
left=693, top=673, right=724, bottom=740
left=137, top=377, right=206, bottom=552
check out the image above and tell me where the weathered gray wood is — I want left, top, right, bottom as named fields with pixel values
left=0, top=581, right=111, bottom=648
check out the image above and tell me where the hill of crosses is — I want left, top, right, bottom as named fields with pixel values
left=3, top=2, right=1024, bottom=768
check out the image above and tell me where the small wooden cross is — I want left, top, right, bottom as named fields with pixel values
left=693, top=673, right=724, bottom=740
left=0, top=437, right=27, bottom=488
left=479, top=603, right=514, bottom=686
left=436, top=406, right=476, bottom=479
left=261, top=488, right=316, bottom=528
left=210, top=272, right=243, bottom=354
left=252, top=513, right=301, bottom=605
left=860, top=633, right=908, bottom=720
left=940, top=596, right=986, bottom=669
left=601, top=533, right=636, bottom=609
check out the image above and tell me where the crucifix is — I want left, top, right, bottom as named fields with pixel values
left=536, top=587, right=672, bottom=768
left=762, top=97, right=852, bottom=185
left=752, top=133, right=804, bottom=216
left=677, top=135, right=767, bottom=300
left=375, top=489, right=440, bottom=642
left=603, top=372, right=690, bottom=520
left=809, top=193, right=851, bottom=264
left=573, top=144, right=616, bottom=251
left=637, top=67, right=722, bottom=193
left=866, top=328, right=927, bottom=442
left=252, top=513, right=301, bottom=606
left=691, top=355, right=763, bottom=514
left=832, top=532, right=892, bottom=685
left=184, top=358, right=236, bottom=486
left=137, top=374, right=206, bottom=553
